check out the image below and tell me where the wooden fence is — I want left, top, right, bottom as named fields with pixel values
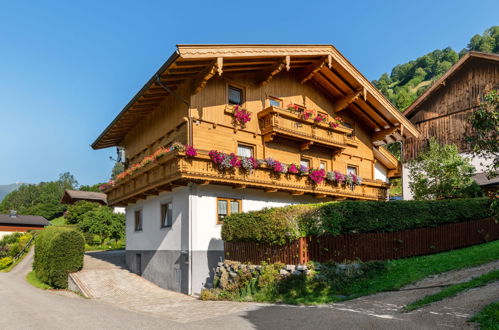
left=224, top=218, right=499, bottom=264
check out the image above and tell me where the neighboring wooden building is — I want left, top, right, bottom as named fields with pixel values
left=92, top=44, right=419, bottom=294
left=60, top=189, right=108, bottom=206
left=402, top=51, right=499, bottom=199
left=0, top=211, right=49, bottom=239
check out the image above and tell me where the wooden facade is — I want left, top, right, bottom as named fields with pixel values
left=403, top=52, right=499, bottom=161
left=92, top=45, right=419, bottom=206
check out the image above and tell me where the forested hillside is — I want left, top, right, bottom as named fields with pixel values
left=373, top=26, right=499, bottom=111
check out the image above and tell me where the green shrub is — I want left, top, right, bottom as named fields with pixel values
left=34, top=226, right=84, bottom=288
left=65, top=200, right=101, bottom=225
left=0, top=257, right=13, bottom=269
left=222, top=198, right=490, bottom=244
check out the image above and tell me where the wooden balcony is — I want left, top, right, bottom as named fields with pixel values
left=105, top=151, right=389, bottom=206
left=257, top=106, right=355, bottom=151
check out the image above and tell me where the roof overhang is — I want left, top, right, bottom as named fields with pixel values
left=92, top=44, right=420, bottom=149
left=404, top=51, right=499, bottom=118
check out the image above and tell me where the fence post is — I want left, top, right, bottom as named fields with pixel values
left=299, top=237, right=307, bottom=264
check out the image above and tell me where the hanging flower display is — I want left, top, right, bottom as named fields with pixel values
left=327, top=170, right=345, bottom=184
left=287, top=103, right=300, bottom=112
left=314, top=113, right=328, bottom=124
left=288, top=163, right=299, bottom=174
left=300, top=108, right=315, bottom=120
left=209, top=151, right=241, bottom=170
left=185, top=145, right=197, bottom=157
left=231, top=105, right=252, bottom=126
left=308, top=169, right=326, bottom=185
left=265, top=158, right=287, bottom=173
left=240, top=157, right=260, bottom=172
left=299, top=164, right=309, bottom=175
left=329, top=116, right=344, bottom=128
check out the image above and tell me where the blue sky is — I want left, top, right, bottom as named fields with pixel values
left=1, top=0, right=498, bottom=186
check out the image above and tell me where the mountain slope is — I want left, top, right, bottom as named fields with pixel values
left=373, top=26, right=499, bottom=111
left=0, top=183, right=23, bottom=202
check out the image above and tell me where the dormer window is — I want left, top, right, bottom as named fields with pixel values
left=228, top=86, right=243, bottom=105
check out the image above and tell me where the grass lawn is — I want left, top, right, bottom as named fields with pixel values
left=85, top=240, right=125, bottom=252
left=26, top=271, right=52, bottom=290
left=470, top=301, right=499, bottom=330
left=405, top=269, right=499, bottom=311
left=49, top=217, right=66, bottom=226
left=227, top=240, right=499, bottom=305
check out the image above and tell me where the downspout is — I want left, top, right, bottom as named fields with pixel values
left=188, top=182, right=194, bottom=295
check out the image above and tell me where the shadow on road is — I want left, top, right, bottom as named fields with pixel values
left=86, top=250, right=127, bottom=269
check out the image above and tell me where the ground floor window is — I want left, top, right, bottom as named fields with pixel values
left=161, top=202, right=173, bottom=228
left=217, top=198, right=241, bottom=224
left=134, top=210, right=143, bottom=231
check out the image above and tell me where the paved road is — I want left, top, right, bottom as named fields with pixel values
left=1, top=249, right=494, bottom=329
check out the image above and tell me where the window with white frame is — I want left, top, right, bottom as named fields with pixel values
left=347, top=165, right=358, bottom=176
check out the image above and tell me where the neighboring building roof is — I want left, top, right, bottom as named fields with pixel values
left=91, top=44, right=420, bottom=149
left=472, top=172, right=499, bottom=187
left=0, top=214, right=50, bottom=227
left=60, top=189, right=107, bottom=205
left=403, top=51, right=499, bottom=118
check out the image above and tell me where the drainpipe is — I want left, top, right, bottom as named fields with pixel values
left=187, top=182, right=194, bottom=295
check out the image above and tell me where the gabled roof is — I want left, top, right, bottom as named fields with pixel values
left=472, top=172, right=499, bottom=187
left=0, top=214, right=50, bottom=227
left=403, top=51, right=499, bottom=118
left=92, top=44, right=419, bottom=149
left=60, top=189, right=107, bottom=205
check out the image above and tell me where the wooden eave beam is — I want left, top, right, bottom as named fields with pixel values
left=371, top=127, right=399, bottom=141
left=192, top=58, right=223, bottom=94
left=265, top=188, right=278, bottom=193
left=299, top=55, right=332, bottom=84
left=258, top=56, right=289, bottom=86
left=332, top=90, right=362, bottom=112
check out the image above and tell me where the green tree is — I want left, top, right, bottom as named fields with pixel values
left=79, top=207, right=125, bottom=245
left=408, top=139, right=481, bottom=200
left=64, top=200, right=101, bottom=225
left=467, top=89, right=499, bottom=217
left=0, top=172, right=78, bottom=219
left=79, top=183, right=104, bottom=192
left=111, top=162, right=124, bottom=180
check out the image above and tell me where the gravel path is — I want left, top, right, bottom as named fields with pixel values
left=1, top=249, right=497, bottom=329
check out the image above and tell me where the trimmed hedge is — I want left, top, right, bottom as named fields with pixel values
left=34, top=226, right=84, bottom=288
left=221, top=198, right=491, bottom=245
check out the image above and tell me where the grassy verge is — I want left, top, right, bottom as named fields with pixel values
left=85, top=240, right=125, bottom=251
left=206, top=240, right=499, bottom=304
left=50, top=217, right=66, bottom=226
left=405, top=269, right=499, bottom=311
left=470, top=301, right=499, bottom=330
left=26, top=271, right=52, bottom=290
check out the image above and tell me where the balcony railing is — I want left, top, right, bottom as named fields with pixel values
left=258, top=106, right=355, bottom=150
left=105, top=151, right=389, bottom=206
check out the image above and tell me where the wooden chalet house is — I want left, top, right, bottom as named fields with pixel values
left=402, top=51, right=499, bottom=199
left=92, top=44, right=419, bottom=295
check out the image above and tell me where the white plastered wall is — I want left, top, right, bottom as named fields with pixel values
left=374, top=162, right=388, bottom=183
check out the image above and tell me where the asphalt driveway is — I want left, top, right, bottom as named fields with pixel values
left=1, top=249, right=495, bottom=329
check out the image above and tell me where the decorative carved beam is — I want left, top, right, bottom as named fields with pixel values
left=315, top=194, right=327, bottom=198
left=234, top=184, right=247, bottom=189
left=258, top=57, right=288, bottom=86
left=299, top=55, right=332, bottom=84
left=371, top=126, right=398, bottom=142
left=192, top=58, right=223, bottom=94
left=332, top=90, right=362, bottom=112
left=262, top=133, right=276, bottom=143
left=300, top=141, right=314, bottom=151
left=291, top=191, right=304, bottom=196
left=199, top=180, right=210, bottom=185
left=265, top=188, right=278, bottom=193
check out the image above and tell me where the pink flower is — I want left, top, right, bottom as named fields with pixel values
left=308, top=169, right=326, bottom=185
left=288, top=164, right=299, bottom=174
left=185, top=145, right=197, bottom=157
